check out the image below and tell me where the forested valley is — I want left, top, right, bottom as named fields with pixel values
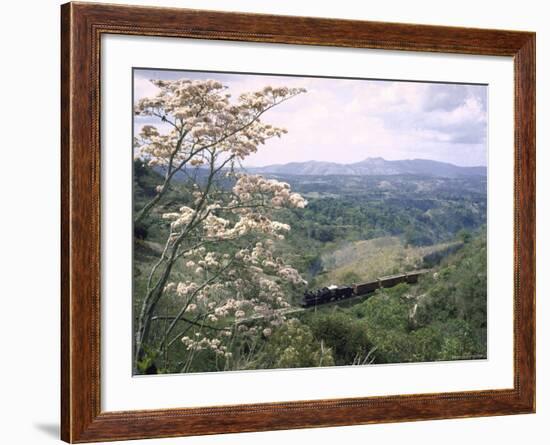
left=134, top=160, right=487, bottom=373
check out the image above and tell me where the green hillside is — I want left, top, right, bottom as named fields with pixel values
left=133, top=161, right=487, bottom=371
left=301, top=234, right=487, bottom=365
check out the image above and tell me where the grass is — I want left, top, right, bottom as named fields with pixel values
left=313, top=236, right=461, bottom=287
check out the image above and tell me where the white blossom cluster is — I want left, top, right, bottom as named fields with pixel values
left=134, top=79, right=306, bottom=172
left=162, top=206, right=195, bottom=230
left=181, top=334, right=232, bottom=358
left=160, top=174, right=307, bottom=244
left=156, top=186, right=308, bottom=355
left=160, top=235, right=306, bottom=358
left=232, top=174, right=308, bottom=209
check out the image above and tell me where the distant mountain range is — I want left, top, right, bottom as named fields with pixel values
left=245, top=157, right=486, bottom=178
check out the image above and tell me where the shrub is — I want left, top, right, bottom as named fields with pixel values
left=259, top=320, right=335, bottom=369
left=307, top=312, right=374, bottom=365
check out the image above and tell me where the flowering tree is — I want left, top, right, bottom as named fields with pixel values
left=133, top=78, right=308, bottom=373
left=134, top=79, right=305, bottom=223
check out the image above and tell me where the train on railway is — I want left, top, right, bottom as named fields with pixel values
left=300, top=270, right=428, bottom=308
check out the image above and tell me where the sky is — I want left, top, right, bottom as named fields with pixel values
left=133, top=68, right=488, bottom=167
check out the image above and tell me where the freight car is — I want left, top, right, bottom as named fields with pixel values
left=300, top=269, right=429, bottom=308
left=353, top=280, right=379, bottom=296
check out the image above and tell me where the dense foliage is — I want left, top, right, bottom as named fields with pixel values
left=135, top=160, right=487, bottom=371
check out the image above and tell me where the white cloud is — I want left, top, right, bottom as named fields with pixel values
left=134, top=75, right=160, bottom=101
left=132, top=69, right=487, bottom=167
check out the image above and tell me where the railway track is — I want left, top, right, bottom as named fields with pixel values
left=239, top=269, right=431, bottom=324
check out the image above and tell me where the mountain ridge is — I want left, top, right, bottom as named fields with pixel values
left=244, top=157, right=486, bottom=177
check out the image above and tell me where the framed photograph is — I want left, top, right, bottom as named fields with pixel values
left=61, top=2, right=535, bottom=442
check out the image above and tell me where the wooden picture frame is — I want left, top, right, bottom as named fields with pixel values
left=61, top=2, right=536, bottom=442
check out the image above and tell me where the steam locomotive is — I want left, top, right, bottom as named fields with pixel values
left=301, top=285, right=354, bottom=307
